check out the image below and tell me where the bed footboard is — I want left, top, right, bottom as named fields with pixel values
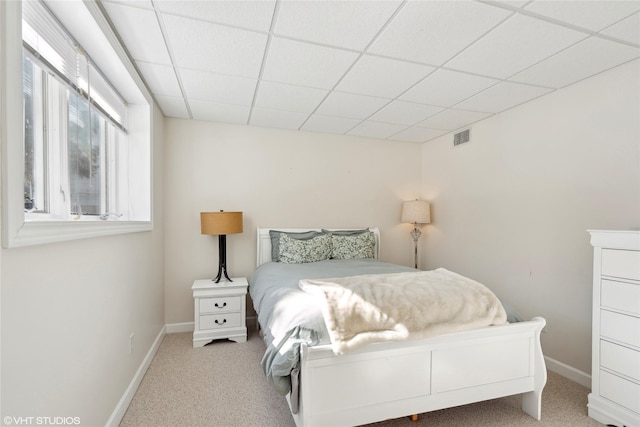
left=287, top=317, right=546, bottom=427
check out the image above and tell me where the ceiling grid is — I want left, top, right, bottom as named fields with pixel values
left=99, top=0, right=640, bottom=143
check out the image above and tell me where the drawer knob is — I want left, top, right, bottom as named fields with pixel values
left=215, top=302, right=227, bottom=308
left=215, top=319, right=227, bottom=325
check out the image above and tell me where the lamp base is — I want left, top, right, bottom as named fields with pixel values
left=411, top=226, right=422, bottom=269
left=211, top=268, right=233, bottom=283
left=213, top=266, right=232, bottom=283
left=213, top=235, right=233, bottom=283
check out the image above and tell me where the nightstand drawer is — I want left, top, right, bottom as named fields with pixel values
left=200, top=312, right=243, bottom=330
left=601, top=279, right=640, bottom=316
left=200, top=296, right=242, bottom=313
left=601, top=310, right=640, bottom=348
left=602, top=249, right=640, bottom=281
left=601, top=340, right=640, bottom=381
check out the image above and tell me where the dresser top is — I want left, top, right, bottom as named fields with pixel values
left=589, top=230, right=640, bottom=250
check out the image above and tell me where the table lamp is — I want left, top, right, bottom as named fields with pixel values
left=201, top=210, right=243, bottom=282
left=401, top=200, right=431, bottom=269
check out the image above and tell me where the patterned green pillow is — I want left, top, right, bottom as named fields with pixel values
left=279, top=233, right=332, bottom=264
left=269, top=230, right=323, bottom=262
left=331, top=231, right=375, bottom=259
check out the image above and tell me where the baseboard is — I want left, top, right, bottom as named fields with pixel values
left=544, top=355, right=591, bottom=388
left=167, top=322, right=258, bottom=334
left=166, top=319, right=257, bottom=334
left=105, top=325, right=166, bottom=427
left=165, top=322, right=194, bottom=333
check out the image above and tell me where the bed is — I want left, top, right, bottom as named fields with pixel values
left=250, top=227, right=547, bottom=427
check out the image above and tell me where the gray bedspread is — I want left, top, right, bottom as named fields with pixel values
left=249, top=259, right=523, bottom=395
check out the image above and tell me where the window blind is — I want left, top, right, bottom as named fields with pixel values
left=22, top=0, right=127, bottom=132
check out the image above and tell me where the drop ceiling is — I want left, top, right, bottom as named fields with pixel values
left=99, top=0, right=640, bottom=143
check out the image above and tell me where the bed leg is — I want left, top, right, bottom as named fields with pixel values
left=522, top=389, right=542, bottom=420
left=409, top=414, right=419, bottom=422
left=522, top=317, right=547, bottom=421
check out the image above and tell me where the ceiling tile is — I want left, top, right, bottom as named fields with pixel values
left=600, top=12, right=640, bottom=44
left=135, top=62, right=181, bottom=97
left=400, top=69, right=499, bottom=107
left=510, top=36, right=640, bottom=88
left=456, top=82, right=553, bottom=113
left=417, top=109, right=492, bottom=131
left=524, top=0, right=640, bottom=32
left=102, top=0, right=154, bottom=7
left=301, top=115, right=361, bottom=134
left=180, top=69, right=257, bottom=106
left=447, top=14, right=587, bottom=79
left=369, top=101, right=443, bottom=126
left=275, top=1, right=401, bottom=50
left=157, top=0, right=276, bottom=32
left=189, top=99, right=250, bottom=124
left=254, top=81, right=328, bottom=114
left=153, top=95, right=189, bottom=119
left=492, top=1, right=530, bottom=8
left=250, top=108, right=309, bottom=130
left=391, top=126, right=449, bottom=143
left=101, top=2, right=171, bottom=64
left=335, top=55, right=435, bottom=99
left=315, top=92, right=390, bottom=120
left=369, top=1, right=511, bottom=65
left=348, top=121, right=408, bottom=139
left=163, top=14, right=268, bottom=78
left=262, top=38, right=359, bottom=89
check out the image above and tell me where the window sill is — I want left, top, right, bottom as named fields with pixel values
left=4, top=220, right=152, bottom=248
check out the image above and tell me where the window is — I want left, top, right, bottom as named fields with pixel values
left=1, top=0, right=152, bottom=247
left=22, top=0, right=128, bottom=220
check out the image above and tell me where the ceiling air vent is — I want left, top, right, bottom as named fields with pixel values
left=453, top=129, right=470, bottom=146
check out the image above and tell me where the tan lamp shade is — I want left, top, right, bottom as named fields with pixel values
left=200, top=211, right=243, bottom=235
left=401, top=200, right=431, bottom=224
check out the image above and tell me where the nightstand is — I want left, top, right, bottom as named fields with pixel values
left=192, top=277, right=248, bottom=347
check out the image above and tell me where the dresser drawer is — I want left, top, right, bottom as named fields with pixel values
left=602, top=279, right=640, bottom=316
left=601, top=340, right=640, bottom=381
left=602, top=249, right=640, bottom=281
left=601, top=310, right=640, bottom=348
left=200, top=312, right=243, bottom=330
left=200, top=296, right=242, bottom=313
left=600, top=370, right=640, bottom=414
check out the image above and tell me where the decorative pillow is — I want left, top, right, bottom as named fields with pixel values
left=269, top=230, right=323, bottom=262
left=321, top=228, right=369, bottom=236
left=331, top=231, right=375, bottom=259
left=279, top=233, right=332, bottom=264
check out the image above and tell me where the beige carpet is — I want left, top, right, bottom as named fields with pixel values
left=120, top=330, right=603, bottom=427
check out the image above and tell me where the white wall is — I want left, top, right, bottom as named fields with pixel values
left=0, top=104, right=165, bottom=426
left=420, top=59, right=640, bottom=376
left=163, top=120, right=422, bottom=324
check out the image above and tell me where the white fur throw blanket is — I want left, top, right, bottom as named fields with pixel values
left=299, top=268, right=507, bottom=354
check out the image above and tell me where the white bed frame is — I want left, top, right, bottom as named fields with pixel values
left=256, top=228, right=547, bottom=427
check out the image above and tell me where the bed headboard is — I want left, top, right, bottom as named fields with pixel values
left=256, top=227, right=380, bottom=267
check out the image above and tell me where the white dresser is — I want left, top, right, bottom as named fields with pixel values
left=589, top=230, right=640, bottom=427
